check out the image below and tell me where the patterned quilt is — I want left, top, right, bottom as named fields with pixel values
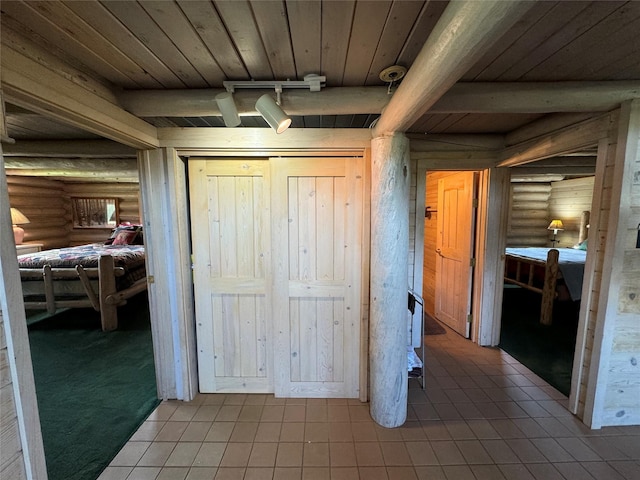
left=18, top=243, right=146, bottom=290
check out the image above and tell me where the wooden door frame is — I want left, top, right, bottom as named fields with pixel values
left=165, top=140, right=371, bottom=402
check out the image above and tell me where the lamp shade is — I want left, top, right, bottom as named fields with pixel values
left=547, top=219, right=564, bottom=231
left=10, top=208, right=30, bottom=225
left=255, top=94, right=291, bottom=134
left=215, top=92, right=241, bottom=127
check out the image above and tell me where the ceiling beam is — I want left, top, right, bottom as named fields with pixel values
left=372, top=0, right=535, bottom=137
left=117, top=82, right=640, bottom=118
left=4, top=158, right=138, bottom=182
left=2, top=140, right=136, bottom=158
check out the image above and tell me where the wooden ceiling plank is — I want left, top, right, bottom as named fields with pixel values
left=177, top=0, right=249, bottom=80
left=1, top=1, right=140, bottom=88
left=320, top=0, right=356, bottom=86
left=397, top=0, right=448, bottom=67
left=139, top=1, right=226, bottom=86
left=286, top=0, right=322, bottom=79
left=373, top=0, right=536, bottom=136
left=424, top=113, right=469, bottom=134
left=63, top=0, right=185, bottom=89
left=101, top=0, right=208, bottom=88
left=463, top=0, right=559, bottom=81
left=214, top=0, right=273, bottom=80
left=594, top=47, right=640, bottom=81
left=250, top=0, right=297, bottom=80
left=2, top=140, right=135, bottom=158
left=520, top=1, right=637, bottom=81
left=365, top=0, right=425, bottom=86
left=342, top=0, right=393, bottom=86
left=559, top=16, right=640, bottom=81
left=7, top=113, right=99, bottom=140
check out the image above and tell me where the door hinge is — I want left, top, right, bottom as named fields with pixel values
left=467, top=314, right=473, bottom=324
left=470, top=258, right=476, bottom=267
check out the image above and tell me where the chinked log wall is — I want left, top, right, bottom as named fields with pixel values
left=507, top=182, right=551, bottom=247
left=7, top=176, right=141, bottom=249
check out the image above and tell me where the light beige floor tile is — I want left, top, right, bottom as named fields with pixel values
left=248, top=443, right=278, bottom=467
left=244, top=467, right=274, bottom=480
left=229, top=422, right=258, bottom=442
left=205, top=422, right=235, bottom=442
left=327, top=405, right=350, bottom=422
left=213, top=467, right=245, bottom=479
left=131, top=422, right=166, bottom=442
left=380, top=442, right=413, bottom=465
left=192, top=443, right=226, bottom=467
left=215, top=405, right=242, bottom=422
left=109, top=442, right=151, bottom=467
left=303, top=442, right=330, bottom=467
left=431, top=440, right=466, bottom=465
left=148, top=404, right=179, bottom=421
left=348, top=405, right=371, bottom=422
left=126, top=466, right=161, bottom=480
left=414, top=466, right=446, bottom=480
left=469, top=464, right=506, bottom=480
left=354, top=442, right=384, bottom=466
left=244, top=395, right=268, bottom=406
left=185, top=467, right=218, bottom=480
left=330, top=466, right=359, bottom=480
left=284, top=404, right=307, bottom=422
left=165, top=442, right=202, bottom=467
left=238, top=405, right=264, bottom=422
left=156, top=422, right=189, bottom=442
left=351, top=421, right=377, bottom=442
left=329, top=442, right=357, bottom=467
left=138, top=442, right=177, bottom=467
left=301, top=466, right=329, bottom=479
left=261, top=405, right=285, bottom=422
left=441, top=465, right=475, bottom=480
left=180, top=422, right=213, bottom=442
left=223, top=394, right=248, bottom=406
left=306, top=406, right=328, bottom=423
left=375, top=424, right=404, bottom=442
left=96, top=466, right=133, bottom=480
left=405, top=441, right=439, bottom=466
left=156, top=467, right=189, bottom=480
left=387, top=466, right=419, bottom=480
left=305, top=422, right=329, bottom=442
left=169, top=406, right=200, bottom=422
left=497, top=464, right=536, bottom=480
left=524, top=463, right=564, bottom=480
left=219, top=442, right=252, bottom=467
left=273, top=467, right=302, bottom=479
left=358, top=466, right=389, bottom=479
left=328, top=422, right=353, bottom=442
left=192, top=405, right=221, bottom=422
left=280, top=422, right=305, bottom=442
left=455, top=439, right=493, bottom=464
left=276, top=443, right=303, bottom=467
left=255, top=422, right=282, bottom=442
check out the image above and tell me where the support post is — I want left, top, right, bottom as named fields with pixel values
left=369, top=133, right=410, bottom=428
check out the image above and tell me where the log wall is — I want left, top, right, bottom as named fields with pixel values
left=506, top=182, right=551, bottom=247
left=7, top=176, right=141, bottom=248
left=64, top=182, right=141, bottom=246
left=549, top=176, right=595, bottom=247
left=7, top=176, right=69, bottom=249
left=0, top=309, right=28, bottom=480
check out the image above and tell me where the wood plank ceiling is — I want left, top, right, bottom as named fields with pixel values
left=2, top=0, right=640, bottom=139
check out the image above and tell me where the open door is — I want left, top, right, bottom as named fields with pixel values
left=435, top=171, right=477, bottom=337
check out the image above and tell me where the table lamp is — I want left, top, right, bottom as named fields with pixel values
left=11, top=208, right=30, bottom=245
left=548, top=219, right=564, bottom=247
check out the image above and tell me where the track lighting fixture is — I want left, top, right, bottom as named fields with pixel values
left=215, top=91, right=241, bottom=127
left=255, top=93, right=291, bottom=134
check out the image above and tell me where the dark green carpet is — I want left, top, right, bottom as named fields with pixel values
left=499, top=287, right=579, bottom=396
left=28, top=293, right=159, bottom=480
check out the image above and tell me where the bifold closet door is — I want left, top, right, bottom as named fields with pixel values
left=189, top=159, right=273, bottom=393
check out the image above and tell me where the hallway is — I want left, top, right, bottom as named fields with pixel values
left=98, top=325, right=640, bottom=480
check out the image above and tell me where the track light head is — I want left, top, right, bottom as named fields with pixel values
left=255, top=94, right=291, bottom=134
left=215, top=91, right=241, bottom=127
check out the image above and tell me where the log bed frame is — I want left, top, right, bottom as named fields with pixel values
left=504, top=248, right=559, bottom=326
left=19, top=254, right=148, bottom=331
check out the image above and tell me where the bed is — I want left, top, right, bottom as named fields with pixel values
left=18, top=243, right=147, bottom=331
left=504, top=247, right=586, bottom=325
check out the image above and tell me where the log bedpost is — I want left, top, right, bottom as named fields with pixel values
left=369, top=133, right=410, bottom=428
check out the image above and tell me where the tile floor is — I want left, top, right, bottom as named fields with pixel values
left=98, top=326, right=640, bottom=480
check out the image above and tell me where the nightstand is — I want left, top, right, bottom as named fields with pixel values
left=16, top=243, right=43, bottom=254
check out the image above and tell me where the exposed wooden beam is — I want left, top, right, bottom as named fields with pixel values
left=117, top=82, right=640, bottom=118
left=1, top=44, right=158, bottom=149
left=372, top=0, right=535, bottom=137
left=4, top=158, right=138, bottom=182
left=510, top=167, right=596, bottom=177
left=2, top=140, right=136, bottom=158
left=431, top=82, right=640, bottom=113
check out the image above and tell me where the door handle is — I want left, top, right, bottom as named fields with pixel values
left=435, top=248, right=442, bottom=255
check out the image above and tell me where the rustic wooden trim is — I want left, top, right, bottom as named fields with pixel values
left=0, top=152, right=48, bottom=479
left=2, top=140, right=135, bottom=158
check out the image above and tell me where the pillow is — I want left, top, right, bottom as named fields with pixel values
left=573, top=238, right=588, bottom=250
left=105, top=224, right=143, bottom=245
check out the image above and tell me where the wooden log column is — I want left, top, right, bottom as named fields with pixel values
left=370, top=133, right=410, bottom=428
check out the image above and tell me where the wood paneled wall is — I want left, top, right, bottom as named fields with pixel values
left=7, top=176, right=141, bottom=249
left=7, top=176, right=69, bottom=249
left=549, top=176, right=595, bottom=248
left=0, top=310, right=28, bottom=480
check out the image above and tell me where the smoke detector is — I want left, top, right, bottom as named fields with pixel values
left=379, top=65, right=407, bottom=83
left=379, top=65, right=407, bottom=94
